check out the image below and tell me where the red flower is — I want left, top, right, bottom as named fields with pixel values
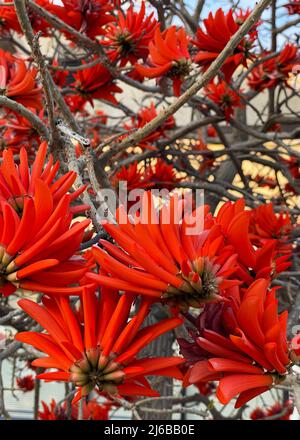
left=144, top=159, right=182, bottom=191
left=112, top=162, right=146, bottom=192
left=182, top=279, right=291, bottom=408
left=38, top=399, right=68, bottom=420
left=103, top=2, right=158, bottom=66
left=64, top=95, right=87, bottom=114
left=192, top=8, right=255, bottom=82
left=0, top=50, right=42, bottom=110
left=72, top=60, right=122, bottom=105
left=248, top=44, right=299, bottom=91
left=87, top=192, right=239, bottom=310
left=16, top=375, right=35, bottom=392
left=124, top=102, right=175, bottom=150
left=16, top=288, right=184, bottom=403
left=249, top=204, right=292, bottom=255
left=215, top=200, right=291, bottom=284
left=0, top=110, right=44, bottom=153
left=250, top=400, right=294, bottom=420
left=0, top=0, right=52, bottom=35
left=204, top=80, right=243, bottom=121
left=206, top=125, right=217, bottom=138
left=234, top=8, right=260, bottom=41
left=135, top=26, right=191, bottom=96
left=285, top=1, right=300, bottom=15
left=51, top=0, right=114, bottom=40
left=38, top=398, right=111, bottom=420
left=50, top=61, right=68, bottom=88
left=113, top=159, right=181, bottom=193
left=0, top=142, right=90, bottom=297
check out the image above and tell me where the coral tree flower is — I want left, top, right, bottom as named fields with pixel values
left=103, top=2, right=158, bottom=66
left=285, top=0, right=300, bottom=15
left=214, top=199, right=291, bottom=284
left=192, top=8, right=255, bottom=81
left=135, top=26, right=191, bottom=96
left=248, top=44, right=299, bottom=91
left=0, top=50, right=42, bottom=110
left=38, top=398, right=111, bottom=420
left=0, top=142, right=90, bottom=296
left=16, top=288, right=184, bottom=403
left=51, top=0, right=114, bottom=39
left=123, top=102, right=175, bottom=150
left=16, top=374, right=35, bottom=392
left=204, top=80, right=243, bottom=121
left=87, top=192, right=239, bottom=310
left=250, top=400, right=294, bottom=420
left=0, top=111, right=44, bottom=153
left=249, top=204, right=292, bottom=255
left=72, top=60, right=122, bottom=105
left=181, top=279, right=291, bottom=407
left=112, top=159, right=181, bottom=193
left=0, top=0, right=52, bottom=35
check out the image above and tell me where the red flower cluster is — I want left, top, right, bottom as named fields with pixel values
left=0, top=142, right=90, bottom=297
left=16, top=374, right=35, bottom=392
left=16, top=288, right=184, bottom=403
left=38, top=398, right=112, bottom=420
left=248, top=44, right=299, bottom=91
left=215, top=200, right=291, bottom=285
left=204, top=80, right=243, bottom=121
left=285, top=1, right=300, bottom=15
left=103, top=2, right=158, bottom=66
left=192, top=8, right=256, bottom=82
left=112, top=159, right=182, bottom=192
left=0, top=0, right=52, bottom=35
left=0, top=111, right=44, bottom=153
left=135, top=26, right=191, bottom=96
left=0, top=50, right=42, bottom=110
left=51, top=0, right=114, bottom=39
left=180, top=279, right=291, bottom=407
left=88, top=194, right=292, bottom=312
left=249, top=204, right=292, bottom=255
left=72, top=60, right=122, bottom=105
left=123, top=102, right=175, bottom=150
left=88, top=192, right=240, bottom=310
left=250, top=400, right=294, bottom=420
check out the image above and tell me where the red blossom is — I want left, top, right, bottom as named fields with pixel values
left=0, top=110, right=44, bottom=153
left=250, top=400, right=294, bottom=420
left=87, top=192, right=240, bottom=310
left=0, top=142, right=91, bottom=297
left=204, top=80, right=244, bottom=121
left=214, top=200, right=291, bottom=284
left=182, top=279, right=291, bottom=407
left=112, top=159, right=181, bottom=193
left=50, top=0, right=115, bottom=40
left=248, top=44, right=299, bottom=91
left=103, top=2, right=158, bottom=66
left=284, top=1, right=300, bottom=15
left=249, top=204, right=293, bottom=255
left=16, top=375, right=35, bottom=392
left=16, top=288, right=184, bottom=403
left=0, top=0, right=52, bottom=35
left=38, top=398, right=112, bottom=420
left=135, top=26, right=191, bottom=96
left=124, top=102, right=175, bottom=150
left=72, top=60, right=122, bottom=105
left=0, top=50, right=42, bottom=110
left=192, top=8, right=255, bottom=82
